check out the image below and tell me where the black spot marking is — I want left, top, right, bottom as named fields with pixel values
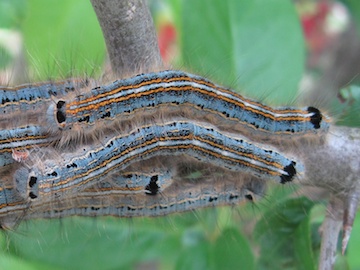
left=307, top=106, right=322, bottom=129
left=29, top=192, right=37, bottom=199
left=2, top=98, right=9, bottom=104
left=222, top=111, right=230, bottom=117
left=67, top=163, right=78, bottom=169
left=101, top=111, right=111, bottom=119
left=56, top=111, right=66, bottom=124
left=78, top=115, right=90, bottom=123
left=245, top=194, right=253, bottom=201
left=208, top=196, right=218, bottom=202
left=29, top=176, right=37, bottom=188
left=280, top=161, right=297, bottom=184
left=145, top=175, right=160, bottom=195
left=229, top=194, right=239, bottom=200
left=56, top=101, right=67, bottom=124
left=57, top=100, right=66, bottom=109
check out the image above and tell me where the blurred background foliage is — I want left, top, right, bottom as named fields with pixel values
left=0, top=0, right=359, bottom=269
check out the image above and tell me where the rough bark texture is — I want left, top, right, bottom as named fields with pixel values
left=90, top=0, right=163, bottom=76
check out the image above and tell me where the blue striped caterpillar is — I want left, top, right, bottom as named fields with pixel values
left=0, top=80, right=75, bottom=113
left=0, top=79, right=87, bottom=167
left=0, top=70, right=328, bottom=231
left=0, top=170, right=264, bottom=228
left=26, top=176, right=263, bottom=221
left=13, top=120, right=302, bottom=202
left=0, top=168, right=173, bottom=228
left=46, top=70, right=331, bottom=144
left=0, top=70, right=330, bottom=170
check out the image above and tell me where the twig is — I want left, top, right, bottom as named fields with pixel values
left=318, top=196, right=343, bottom=270
left=90, top=0, right=163, bottom=76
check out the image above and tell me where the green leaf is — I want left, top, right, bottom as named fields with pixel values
left=340, top=0, right=360, bottom=33
left=0, top=0, right=27, bottom=29
left=254, top=197, right=316, bottom=270
left=179, top=0, right=305, bottom=104
left=212, top=227, right=255, bottom=270
left=293, top=215, right=316, bottom=270
left=175, top=228, right=210, bottom=270
left=7, top=218, right=176, bottom=270
left=21, top=0, right=105, bottom=79
left=0, top=251, right=61, bottom=270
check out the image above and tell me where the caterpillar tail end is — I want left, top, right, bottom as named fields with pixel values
left=280, top=160, right=304, bottom=184
left=307, top=106, right=331, bottom=132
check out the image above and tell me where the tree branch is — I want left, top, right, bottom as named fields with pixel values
left=90, top=0, right=163, bottom=76
left=318, top=196, right=343, bottom=270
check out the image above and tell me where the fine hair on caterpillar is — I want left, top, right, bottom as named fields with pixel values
left=0, top=68, right=333, bottom=162
left=1, top=160, right=297, bottom=244
left=0, top=67, right=328, bottom=232
left=24, top=171, right=265, bottom=220
left=44, top=70, right=331, bottom=147
left=0, top=162, right=267, bottom=230
left=0, top=66, right=332, bottom=244
left=0, top=112, right=290, bottom=230
left=13, top=119, right=302, bottom=204
left=3, top=189, right=264, bottom=259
